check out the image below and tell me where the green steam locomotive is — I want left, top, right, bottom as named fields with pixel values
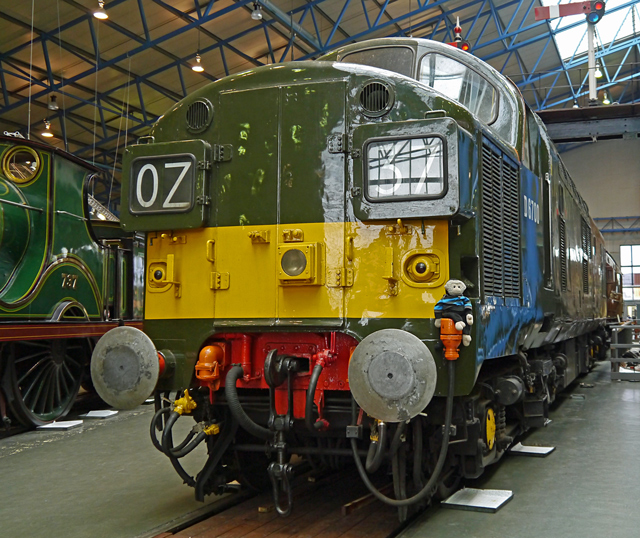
left=0, top=134, right=144, bottom=427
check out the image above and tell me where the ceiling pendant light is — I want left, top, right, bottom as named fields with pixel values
left=48, top=94, right=59, bottom=111
left=192, top=53, right=204, bottom=72
left=251, top=2, right=263, bottom=21
left=192, top=28, right=205, bottom=72
left=41, top=120, right=54, bottom=138
left=595, top=60, right=603, bottom=79
left=602, top=90, right=611, bottom=105
left=93, top=1, right=108, bottom=20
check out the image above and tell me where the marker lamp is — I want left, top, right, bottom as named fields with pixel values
left=281, top=249, right=307, bottom=277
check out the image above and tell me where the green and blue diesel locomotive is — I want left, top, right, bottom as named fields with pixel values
left=0, top=134, right=144, bottom=427
left=91, top=38, right=608, bottom=516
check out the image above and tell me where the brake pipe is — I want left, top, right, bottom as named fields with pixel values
left=159, top=411, right=196, bottom=487
left=365, top=420, right=387, bottom=473
left=389, top=420, right=407, bottom=457
left=150, top=406, right=171, bottom=453
left=225, top=365, right=272, bottom=440
left=305, top=361, right=327, bottom=432
left=151, top=406, right=199, bottom=455
left=305, top=332, right=337, bottom=432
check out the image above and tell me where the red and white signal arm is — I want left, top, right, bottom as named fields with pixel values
left=535, top=1, right=605, bottom=23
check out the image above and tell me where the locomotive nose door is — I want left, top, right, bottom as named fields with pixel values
left=214, top=80, right=347, bottom=326
left=215, top=87, right=280, bottom=325
left=275, top=80, right=348, bottom=326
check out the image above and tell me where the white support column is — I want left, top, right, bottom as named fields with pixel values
left=588, top=22, right=597, bottom=104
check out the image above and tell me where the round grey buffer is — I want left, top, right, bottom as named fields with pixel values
left=90, top=326, right=159, bottom=409
left=348, top=329, right=437, bottom=422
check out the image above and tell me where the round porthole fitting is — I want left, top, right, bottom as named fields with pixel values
left=2, top=146, right=41, bottom=184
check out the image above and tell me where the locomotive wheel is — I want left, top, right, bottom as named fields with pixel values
left=2, top=339, right=89, bottom=427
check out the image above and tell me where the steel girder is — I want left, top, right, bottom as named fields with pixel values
left=1, top=0, right=639, bottom=169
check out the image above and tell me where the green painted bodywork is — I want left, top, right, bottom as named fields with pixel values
left=0, top=139, right=145, bottom=324
left=123, top=61, right=473, bottom=230
left=0, top=180, right=32, bottom=291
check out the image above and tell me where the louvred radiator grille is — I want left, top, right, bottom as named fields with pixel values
left=481, top=140, right=521, bottom=299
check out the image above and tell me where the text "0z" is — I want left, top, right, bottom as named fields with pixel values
left=136, top=161, right=192, bottom=209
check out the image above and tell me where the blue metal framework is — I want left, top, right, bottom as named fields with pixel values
left=595, top=216, right=640, bottom=234
left=0, top=0, right=638, bottom=191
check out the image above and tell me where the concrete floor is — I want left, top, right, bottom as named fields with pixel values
left=1, top=361, right=638, bottom=538
left=0, top=401, right=224, bottom=538
left=400, top=361, right=640, bottom=538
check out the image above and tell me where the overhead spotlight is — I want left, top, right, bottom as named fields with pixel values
left=595, top=60, right=603, bottom=79
left=93, top=0, right=108, bottom=20
left=192, top=53, right=204, bottom=72
left=48, top=94, right=59, bottom=111
left=251, top=2, right=263, bottom=21
left=42, top=120, right=54, bottom=138
left=602, top=90, right=611, bottom=105
left=572, top=99, right=579, bottom=109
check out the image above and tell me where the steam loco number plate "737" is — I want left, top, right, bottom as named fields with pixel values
left=129, top=153, right=196, bottom=214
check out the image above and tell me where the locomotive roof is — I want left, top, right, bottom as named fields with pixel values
left=0, top=134, right=101, bottom=174
left=318, top=37, right=523, bottom=149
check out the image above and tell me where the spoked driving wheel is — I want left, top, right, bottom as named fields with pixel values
left=2, top=339, right=89, bottom=427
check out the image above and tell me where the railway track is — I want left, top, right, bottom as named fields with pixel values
left=148, top=469, right=415, bottom=538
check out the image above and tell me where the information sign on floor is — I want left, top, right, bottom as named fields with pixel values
left=508, top=442, right=555, bottom=456
left=36, top=420, right=83, bottom=430
left=442, top=488, right=513, bottom=513
left=79, top=410, right=119, bottom=418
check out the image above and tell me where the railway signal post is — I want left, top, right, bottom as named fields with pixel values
left=535, top=1, right=606, bottom=105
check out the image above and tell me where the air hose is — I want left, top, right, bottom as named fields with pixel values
left=225, top=365, right=272, bottom=440
left=161, top=411, right=184, bottom=455
left=389, top=420, right=407, bottom=456
left=166, top=427, right=207, bottom=458
left=365, top=420, right=387, bottom=473
left=150, top=406, right=171, bottom=453
left=155, top=410, right=196, bottom=487
left=150, top=406, right=206, bottom=457
left=305, top=362, right=325, bottom=432
left=350, top=359, right=456, bottom=507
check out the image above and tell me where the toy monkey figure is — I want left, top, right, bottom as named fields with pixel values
left=434, top=279, right=474, bottom=346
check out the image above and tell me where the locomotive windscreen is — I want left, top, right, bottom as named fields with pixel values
left=419, top=53, right=497, bottom=126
